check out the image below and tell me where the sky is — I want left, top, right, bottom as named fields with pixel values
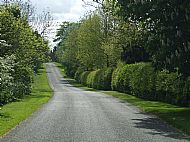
left=32, top=0, right=95, bottom=22
left=29, top=0, right=97, bottom=49
left=0, top=0, right=97, bottom=49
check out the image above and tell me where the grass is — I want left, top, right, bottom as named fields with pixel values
left=0, top=64, right=52, bottom=137
left=54, top=62, right=190, bottom=136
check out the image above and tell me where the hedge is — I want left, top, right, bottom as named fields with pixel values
left=77, top=68, right=113, bottom=90
left=79, top=71, right=91, bottom=86
left=75, top=62, right=189, bottom=106
left=112, top=62, right=189, bottom=106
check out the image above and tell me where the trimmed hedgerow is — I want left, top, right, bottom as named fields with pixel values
left=79, top=71, right=91, bottom=86
left=75, top=62, right=189, bottom=106
left=78, top=68, right=113, bottom=90
left=112, top=64, right=136, bottom=93
left=156, top=70, right=187, bottom=106
left=91, top=68, right=113, bottom=90
left=129, top=63, right=156, bottom=100
left=74, top=68, right=85, bottom=82
left=102, top=68, right=113, bottom=90
left=86, top=70, right=97, bottom=88
left=112, top=62, right=189, bottom=106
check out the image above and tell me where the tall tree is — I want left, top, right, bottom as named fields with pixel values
left=77, top=14, right=105, bottom=70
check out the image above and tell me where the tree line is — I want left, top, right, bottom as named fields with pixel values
left=53, top=0, right=190, bottom=106
left=0, top=1, right=50, bottom=105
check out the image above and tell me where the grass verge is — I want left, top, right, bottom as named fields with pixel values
left=55, top=62, right=190, bottom=135
left=0, top=64, right=52, bottom=136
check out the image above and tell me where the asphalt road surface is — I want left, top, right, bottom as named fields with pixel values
left=1, top=63, right=189, bottom=142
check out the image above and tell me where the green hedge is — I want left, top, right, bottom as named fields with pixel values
left=112, top=62, right=189, bottom=106
left=77, top=68, right=113, bottom=90
left=156, top=70, right=187, bottom=105
left=74, top=68, right=85, bottom=82
left=79, top=71, right=91, bottom=86
left=86, top=70, right=97, bottom=88
left=75, top=63, right=189, bottom=106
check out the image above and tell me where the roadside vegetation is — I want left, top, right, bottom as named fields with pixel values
left=0, top=1, right=50, bottom=105
left=0, top=65, right=52, bottom=136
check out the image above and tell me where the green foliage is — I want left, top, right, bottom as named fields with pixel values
left=78, top=68, right=113, bottom=90
left=0, top=55, right=15, bottom=105
left=74, top=67, right=85, bottom=82
left=77, top=14, right=105, bottom=70
left=112, top=63, right=133, bottom=93
left=102, top=68, right=113, bottom=90
left=112, top=62, right=189, bottom=106
left=79, top=71, right=91, bottom=86
left=156, top=70, right=187, bottom=106
left=0, top=4, right=49, bottom=105
left=129, top=63, right=156, bottom=100
left=12, top=64, right=33, bottom=98
left=86, top=70, right=97, bottom=88
left=113, top=0, right=190, bottom=75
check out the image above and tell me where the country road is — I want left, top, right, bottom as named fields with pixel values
left=1, top=63, right=189, bottom=142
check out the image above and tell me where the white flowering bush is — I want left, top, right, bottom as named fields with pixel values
left=0, top=55, right=15, bottom=105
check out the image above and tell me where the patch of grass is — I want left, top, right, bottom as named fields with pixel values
left=0, top=64, right=52, bottom=136
left=54, top=62, right=190, bottom=136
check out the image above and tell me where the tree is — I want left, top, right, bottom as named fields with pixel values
left=110, top=0, right=190, bottom=75
left=0, top=3, right=49, bottom=105
left=77, top=14, right=105, bottom=70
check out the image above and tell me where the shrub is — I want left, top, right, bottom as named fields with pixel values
left=102, top=68, right=113, bottom=90
left=112, top=64, right=136, bottom=93
left=80, top=71, right=91, bottom=85
left=74, top=67, right=85, bottom=82
left=129, top=63, right=156, bottom=100
left=86, top=70, right=97, bottom=88
left=112, top=66, right=123, bottom=91
left=112, top=62, right=189, bottom=106
left=91, top=69, right=104, bottom=89
left=91, top=68, right=113, bottom=90
left=0, top=55, right=15, bottom=105
left=78, top=68, right=114, bottom=90
left=156, top=70, right=187, bottom=105
left=12, top=64, right=33, bottom=98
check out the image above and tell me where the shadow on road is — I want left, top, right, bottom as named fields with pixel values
left=132, top=116, right=190, bottom=141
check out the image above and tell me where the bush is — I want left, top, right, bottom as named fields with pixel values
left=74, top=67, right=85, bottom=82
left=0, top=55, right=15, bottom=105
left=12, top=64, right=33, bottom=98
left=156, top=70, right=187, bottom=106
left=86, top=70, right=97, bottom=88
left=102, top=68, right=113, bottom=90
left=79, top=71, right=91, bottom=85
left=112, top=64, right=137, bottom=93
left=77, top=68, right=114, bottom=90
left=112, top=62, right=189, bottom=106
left=130, top=63, right=156, bottom=100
